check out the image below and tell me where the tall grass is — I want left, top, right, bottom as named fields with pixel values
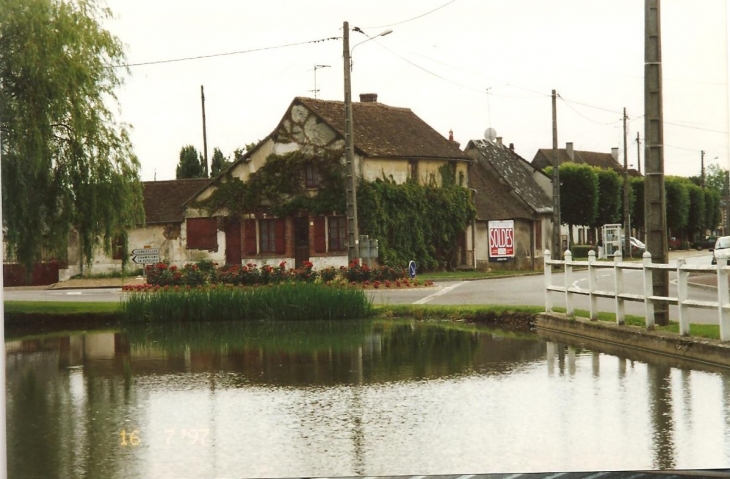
left=121, top=283, right=375, bottom=322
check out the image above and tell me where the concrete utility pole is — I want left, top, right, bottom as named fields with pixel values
left=636, top=131, right=642, bottom=175
left=623, top=108, right=631, bottom=257
left=201, top=85, right=209, bottom=178
left=343, top=22, right=359, bottom=262
left=551, top=89, right=561, bottom=258
left=644, top=0, right=669, bottom=326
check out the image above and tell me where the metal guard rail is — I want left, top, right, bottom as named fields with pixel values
left=543, top=249, right=730, bottom=341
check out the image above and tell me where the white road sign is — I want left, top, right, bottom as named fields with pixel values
left=132, top=248, right=159, bottom=255
left=132, top=254, right=161, bottom=264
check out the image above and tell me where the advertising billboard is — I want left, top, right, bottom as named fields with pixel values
left=488, top=220, right=514, bottom=261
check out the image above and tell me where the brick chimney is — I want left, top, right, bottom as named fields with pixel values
left=359, top=93, right=378, bottom=103
left=509, top=143, right=515, bottom=151
left=566, top=142, right=574, bottom=161
left=448, top=129, right=454, bottom=141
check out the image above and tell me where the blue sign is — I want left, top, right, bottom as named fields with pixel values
left=408, top=260, right=417, bottom=279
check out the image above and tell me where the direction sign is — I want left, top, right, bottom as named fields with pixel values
left=132, top=248, right=159, bottom=256
left=132, top=254, right=161, bottom=264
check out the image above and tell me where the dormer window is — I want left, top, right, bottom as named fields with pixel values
left=305, top=163, right=320, bottom=188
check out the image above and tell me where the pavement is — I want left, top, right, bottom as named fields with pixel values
left=2, top=248, right=718, bottom=291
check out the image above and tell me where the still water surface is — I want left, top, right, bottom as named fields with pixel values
left=6, top=320, right=730, bottom=478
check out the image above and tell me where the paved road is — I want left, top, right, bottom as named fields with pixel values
left=4, top=250, right=722, bottom=325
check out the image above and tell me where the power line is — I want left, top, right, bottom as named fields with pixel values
left=110, top=36, right=341, bottom=68
left=362, top=0, right=459, bottom=29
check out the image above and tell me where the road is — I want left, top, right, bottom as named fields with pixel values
left=4, top=250, right=721, bottom=325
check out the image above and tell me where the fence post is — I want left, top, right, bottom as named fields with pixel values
left=717, top=263, right=730, bottom=341
left=676, top=259, right=690, bottom=336
left=544, top=249, right=553, bottom=312
left=565, top=249, right=574, bottom=316
left=614, top=250, right=624, bottom=325
left=643, top=251, right=655, bottom=330
left=588, top=250, right=597, bottom=320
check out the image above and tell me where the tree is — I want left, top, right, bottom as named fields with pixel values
left=210, top=147, right=232, bottom=177
left=176, top=145, right=205, bottom=179
left=591, top=167, right=622, bottom=229
left=630, top=176, right=644, bottom=233
left=684, top=182, right=706, bottom=240
left=665, top=176, right=690, bottom=234
left=0, top=0, right=145, bottom=275
left=559, top=163, right=598, bottom=247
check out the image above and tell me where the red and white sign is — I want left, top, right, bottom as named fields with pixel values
left=488, top=220, right=515, bottom=259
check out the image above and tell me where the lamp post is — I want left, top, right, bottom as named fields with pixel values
left=342, top=22, right=392, bottom=262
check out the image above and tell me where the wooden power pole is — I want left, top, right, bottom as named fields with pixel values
left=551, top=89, right=561, bottom=258
left=201, top=85, right=209, bottom=178
left=644, top=0, right=669, bottom=326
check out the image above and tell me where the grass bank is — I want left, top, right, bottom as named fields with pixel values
left=4, top=297, right=725, bottom=341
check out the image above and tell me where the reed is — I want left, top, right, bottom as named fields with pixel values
left=121, top=283, right=374, bottom=322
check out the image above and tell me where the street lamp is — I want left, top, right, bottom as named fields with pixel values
left=342, top=22, right=392, bottom=261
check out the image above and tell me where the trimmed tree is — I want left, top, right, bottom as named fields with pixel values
left=591, top=167, right=622, bottom=229
left=210, top=147, right=232, bottom=177
left=559, top=163, right=598, bottom=247
left=665, top=176, right=690, bottom=235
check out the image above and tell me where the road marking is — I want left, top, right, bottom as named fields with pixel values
left=413, top=281, right=466, bottom=304
left=65, top=291, right=82, bottom=295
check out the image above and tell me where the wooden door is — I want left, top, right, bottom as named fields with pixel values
left=293, top=217, right=310, bottom=268
left=224, top=218, right=242, bottom=265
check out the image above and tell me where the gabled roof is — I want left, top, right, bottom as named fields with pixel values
left=468, top=140, right=553, bottom=216
left=143, top=179, right=211, bottom=224
left=294, top=97, right=469, bottom=160
left=532, top=148, right=641, bottom=176
left=469, top=159, right=535, bottom=221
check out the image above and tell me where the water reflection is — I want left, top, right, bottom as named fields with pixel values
left=6, top=320, right=730, bottom=478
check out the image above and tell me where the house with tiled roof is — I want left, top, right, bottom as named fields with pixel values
left=464, top=138, right=553, bottom=270
left=182, top=94, right=473, bottom=269
left=532, top=142, right=641, bottom=177
left=61, top=178, right=211, bottom=278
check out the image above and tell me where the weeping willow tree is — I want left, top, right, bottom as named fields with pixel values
left=0, top=0, right=144, bottom=276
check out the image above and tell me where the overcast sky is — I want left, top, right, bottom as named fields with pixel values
left=103, top=0, right=729, bottom=182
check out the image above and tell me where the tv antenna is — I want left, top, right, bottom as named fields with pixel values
left=311, top=64, right=330, bottom=99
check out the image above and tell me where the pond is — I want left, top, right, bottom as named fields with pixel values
left=6, top=319, right=730, bottom=478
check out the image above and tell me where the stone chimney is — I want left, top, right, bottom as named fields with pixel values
left=611, top=147, right=619, bottom=161
left=359, top=93, right=378, bottom=103
left=566, top=142, right=574, bottom=161
left=496, top=137, right=503, bottom=146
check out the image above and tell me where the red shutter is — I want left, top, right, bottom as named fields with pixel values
left=274, top=218, right=285, bottom=254
left=187, top=218, right=218, bottom=250
left=243, top=219, right=257, bottom=255
left=313, top=217, right=326, bottom=253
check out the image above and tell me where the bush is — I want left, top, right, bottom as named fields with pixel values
left=570, top=245, right=596, bottom=258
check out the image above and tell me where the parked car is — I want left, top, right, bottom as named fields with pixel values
left=693, top=235, right=718, bottom=251
left=668, top=236, right=682, bottom=250
left=620, top=236, right=646, bottom=256
left=712, top=236, right=730, bottom=265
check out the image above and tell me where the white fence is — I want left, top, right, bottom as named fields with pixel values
left=543, top=249, right=730, bottom=341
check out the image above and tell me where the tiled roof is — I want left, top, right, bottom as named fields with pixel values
left=469, top=158, right=535, bottom=221
left=143, top=179, right=211, bottom=224
left=532, top=148, right=642, bottom=177
left=468, top=140, right=553, bottom=215
left=296, top=97, right=469, bottom=160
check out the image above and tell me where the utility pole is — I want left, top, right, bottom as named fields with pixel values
left=644, top=0, right=669, bottom=326
left=636, top=132, right=642, bottom=175
left=701, top=150, right=706, bottom=187
left=551, top=90, right=561, bottom=258
left=343, top=22, right=359, bottom=262
left=623, top=108, right=631, bottom=257
left=201, top=85, right=209, bottom=178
